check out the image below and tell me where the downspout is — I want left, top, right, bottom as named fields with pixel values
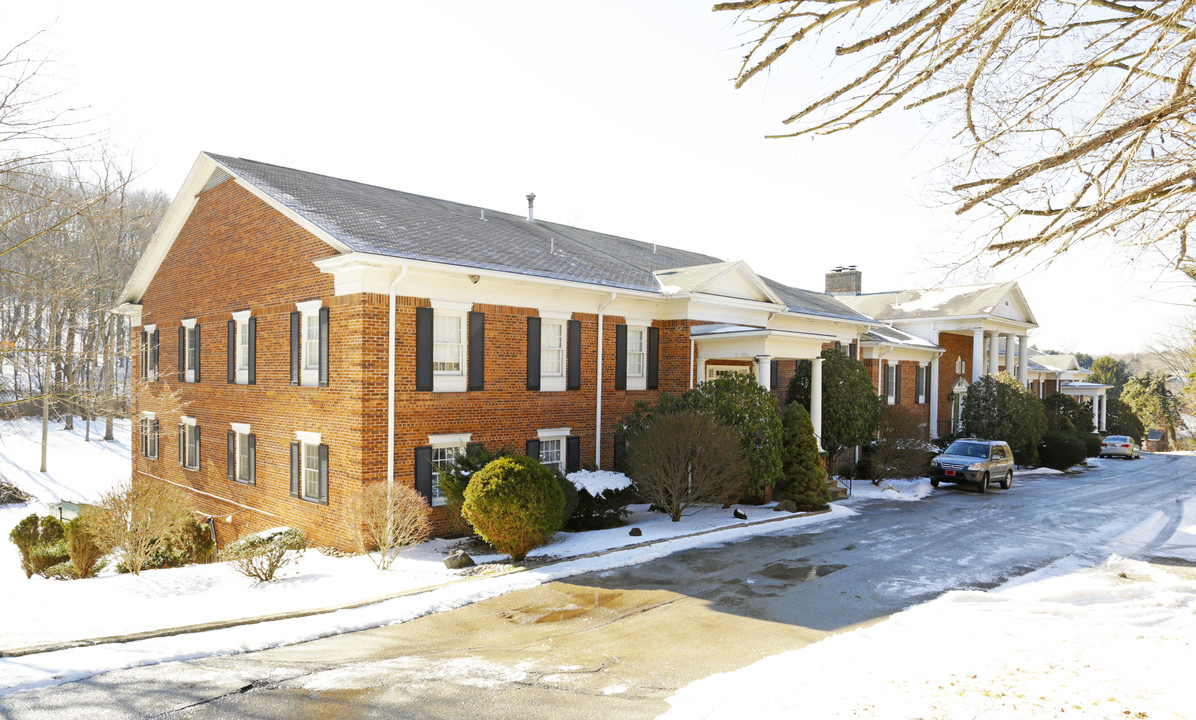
left=387, top=266, right=409, bottom=487
left=595, top=292, right=618, bottom=468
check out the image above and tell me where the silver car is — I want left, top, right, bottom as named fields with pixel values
left=1099, top=435, right=1141, bottom=459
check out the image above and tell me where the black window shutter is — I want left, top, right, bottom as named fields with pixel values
left=613, top=431, right=626, bottom=473
left=178, top=424, right=184, bottom=465
left=289, top=311, right=300, bottom=385
left=227, top=319, right=236, bottom=384
left=247, top=433, right=256, bottom=486
left=141, top=331, right=147, bottom=379
left=615, top=325, right=628, bottom=391
left=526, top=316, right=541, bottom=391
left=566, top=436, right=581, bottom=474
left=414, top=446, right=433, bottom=501
left=150, top=331, right=158, bottom=377
left=192, top=325, right=201, bottom=383
left=317, top=443, right=329, bottom=505
left=526, top=439, right=541, bottom=461
left=178, top=326, right=185, bottom=381
left=226, top=430, right=235, bottom=480
left=466, top=441, right=483, bottom=458
left=318, top=306, right=330, bottom=387
left=770, top=360, right=779, bottom=389
left=468, top=311, right=485, bottom=391
left=894, top=364, right=902, bottom=404
left=567, top=319, right=581, bottom=391
left=247, top=318, right=256, bottom=385
left=289, top=441, right=300, bottom=497
left=415, top=307, right=433, bottom=391
left=647, top=327, right=659, bottom=390
left=140, top=419, right=147, bottom=457
left=194, top=425, right=201, bottom=470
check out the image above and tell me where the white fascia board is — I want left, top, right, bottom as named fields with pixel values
left=858, top=345, right=942, bottom=362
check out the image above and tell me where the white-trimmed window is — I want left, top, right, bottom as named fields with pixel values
left=626, top=325, right=647, bottom=391
left=181, top=318, right=199, bottom=383
left=884, top=363, right=897, bottom=405
left=540, top=317, right=568, bottom=392
left=180, top=416, right=200, bottom=470
left=916, top=364, right=928, bottom=404
left=140, top=414, right=158, bottom=459
left=232, top=310, right=252, bottom=384
left=291, top=431, right=327, bottom=504
left=428, top=433, right=470, bottom=506
left=230, top=423, right=253, bottom=484
left=537, top=427, right=570, bottom=475
left=432, top=301, right=471, bottom=392
left=142, top=325, right=159, bottom=382
left=296, top=300, right=322, bottom=387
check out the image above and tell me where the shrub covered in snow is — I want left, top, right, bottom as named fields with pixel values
left=9, top=513, right=69, bottom=579
left=566, top=471, right=635, bottom=530
left=462, top=455, right=564, bottom=561
left=221, top=527, right=308, bottom=582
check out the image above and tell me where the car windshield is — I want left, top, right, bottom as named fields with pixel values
left=944, top=441, right=990, bottom=459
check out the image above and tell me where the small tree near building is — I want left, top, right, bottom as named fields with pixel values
left=627, top=411, right=745, bottom=521
left=788, top=349, right=881, bottom=473
left=778, top=401, right=829, bottom=511
left=1043, top=393, right=1094, bottom=434
left=354, top=482, right=432, bottom=570
left=1122, top=372, right=1183, bottom=448
left=1105, top=398, right=1146, bottom=443
left=87, top=479, right=196, bottom=576
left=681, top=373, right=783, bottom=497
left=961, top=372, right=1047, bottom=465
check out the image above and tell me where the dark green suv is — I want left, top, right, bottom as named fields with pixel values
left=930, top=439, right=1014, bottom=493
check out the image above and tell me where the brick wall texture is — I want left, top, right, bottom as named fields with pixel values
left=132, top=180, right=707, bottom=551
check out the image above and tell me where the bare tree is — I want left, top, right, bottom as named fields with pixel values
left=353, top=482, right=433, bottom=570
left=627, top=411, right=745, bottom=521
left=87, top=478, right=196, bottom=576
left=716, top=0, right=1196, bottom=269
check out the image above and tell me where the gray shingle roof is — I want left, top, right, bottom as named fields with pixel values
left=207, top=153, right=871, bottom=323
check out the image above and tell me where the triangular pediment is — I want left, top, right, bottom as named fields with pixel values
left=655, top=261, right=783, bottom=305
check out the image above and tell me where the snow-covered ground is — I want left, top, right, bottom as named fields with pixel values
left=660, top=498, right=1196, bottom=720
left=0, top=417, right=855, bottom=695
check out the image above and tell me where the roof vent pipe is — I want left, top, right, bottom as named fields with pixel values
left=480, top=208, right=486, bottom=221
left=526, top=192, right=536, bottom=223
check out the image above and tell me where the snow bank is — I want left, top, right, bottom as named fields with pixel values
left=845, top=478, right=934, bottom=502
left=660, top=554, right=1196, bottom=720
left=567, top=469, right=632, bottom=495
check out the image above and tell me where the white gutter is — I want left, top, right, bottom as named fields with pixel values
left=595, top=292, right=618, bottom=467
left=387, top=266, right=409, bottom=486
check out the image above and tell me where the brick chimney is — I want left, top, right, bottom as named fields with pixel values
left=825, top=266, right=862, bottom=295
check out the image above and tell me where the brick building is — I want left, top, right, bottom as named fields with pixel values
left=115, top=153, right=883, bottom=550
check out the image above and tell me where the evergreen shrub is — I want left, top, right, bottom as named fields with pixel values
left=66, top=514, right=106, bottom=579
left=462, top=455, right=564, bottom=561
left=9, top=514, right=69, bottom=579
left=1038, top=430, right=1087, bottom=470
left=779, top=401, right=829, bottom=511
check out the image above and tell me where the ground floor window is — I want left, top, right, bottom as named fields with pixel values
left=141, top=417, right=158, bottom=459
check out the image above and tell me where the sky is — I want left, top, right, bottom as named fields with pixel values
left=2, top=1, right=1191, bottom=356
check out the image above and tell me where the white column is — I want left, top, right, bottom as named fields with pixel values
left=929, top=355, right=940, bottom=438
left=1092, top=393, right=1100, bottom=431
left=1100, top=391, right=1107, bottom=431
left=972, top=328, right=984, bottom=382
left=696, top=357, right=706, bottom=385
left=811, top=357, right=824, bottom=452
left=755, top=355, right=773, bottom=391
left=1017, top=335, right=1029, bottom=386
left=988, top=331, right=1000, bottom=375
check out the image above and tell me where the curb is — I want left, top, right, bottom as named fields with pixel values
left=0, top=506, right=833, bottom=659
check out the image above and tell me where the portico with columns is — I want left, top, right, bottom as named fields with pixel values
left=834, top=279, right=1039, bottom=439
left=690, top=324, right=848, bottom=450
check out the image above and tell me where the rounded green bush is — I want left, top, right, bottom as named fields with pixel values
left=462, top=455, right=564, bottom=561
left=1039, top=430, right=1087, bottom=471
left=1081, top=432, right=1102, bottom=458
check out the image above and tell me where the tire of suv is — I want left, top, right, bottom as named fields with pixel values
left=1001, top=470, right=1012, bottom=490
left=931, top=477, right=940, bottom=487
left=977, top=472, right=988, bottom=494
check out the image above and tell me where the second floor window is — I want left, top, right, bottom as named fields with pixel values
left=304, top=314, right=320, bottom=370
left=626, top=327, right=645, bottom=378
left=541, top=321, right=565, bottom=378
left=434, top=313, right=464, bottom=374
